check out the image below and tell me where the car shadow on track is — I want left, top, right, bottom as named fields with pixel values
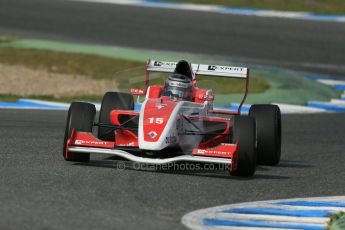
left=73, top=159, right=290, bottom=180
left=255, top=160, right=313, bottom=172
left=277, top=159, right=314, bottom=168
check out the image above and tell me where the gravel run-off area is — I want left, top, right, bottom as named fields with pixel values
left=0, top=64, right=118, bottom=97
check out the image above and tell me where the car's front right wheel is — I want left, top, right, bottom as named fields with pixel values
left=230, top=116, right=257, bottom=177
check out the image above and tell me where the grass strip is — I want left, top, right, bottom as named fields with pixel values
left=0, top=46, right=269, bottom=102
left=1, top=37, right=340, bottom=106
left=0, top=46, right=143, bottom=80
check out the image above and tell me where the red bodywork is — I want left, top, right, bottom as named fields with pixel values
left=66, top=86, right=238, bottom=172
left=142, top=97, right=177, bottom=142
left=66, top=60, right=251, bottom=173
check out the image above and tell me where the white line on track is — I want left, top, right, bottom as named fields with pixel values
left=209, top=213, right=329, bottom=224
left=330, top=99, right=345, bottom=105
left=202, top=227, right=298, bottom=230
left=316, top=79, right=345, bottom=86
left=240, top=204, right=345, bottom=212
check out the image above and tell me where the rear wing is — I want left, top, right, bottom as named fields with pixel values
left=147, top=60, right=248, bottom=79
left=142, top=60, right=250, bottom=115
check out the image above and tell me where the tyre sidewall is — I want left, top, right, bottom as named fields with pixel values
left=63, top=102, right=96, bottom=162
left=232, top=116, right=257, bottom=177
left=249, top=104, right=281, bottom=165
left=98, top=92, right=134, bottom=141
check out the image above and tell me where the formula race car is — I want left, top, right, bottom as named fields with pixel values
left=63, top=60, right=281, bottom=177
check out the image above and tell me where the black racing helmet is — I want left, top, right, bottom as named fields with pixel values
left=163, top=73, right=192, bottom=99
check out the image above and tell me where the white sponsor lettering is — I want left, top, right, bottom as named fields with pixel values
left=153, top=61, right=177, bottom=67
left=197, top=149, right=230, bottom=155
left=148, top=117, right=164, bottom=124
left=208, top=65, right=244, bottom=72
left=197, top=149, right=206, bottom=154
left=75, top=140, right=107, bottom=145
left=117, top=142, right=135, bottom=147
left=75, top=140, right=83, bottom=145
left=169, top=81, right=190, bottom=88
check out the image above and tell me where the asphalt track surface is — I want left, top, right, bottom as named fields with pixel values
left=0, top=109, right=345, bottom=229
left=1, top=0, right=345, bottom=76
left=1, top=1, right=345, bottom=229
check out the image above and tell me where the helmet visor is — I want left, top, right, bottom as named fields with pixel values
left=165, top=87, right=185, bottom=98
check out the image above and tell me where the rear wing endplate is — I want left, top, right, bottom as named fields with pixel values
left=147, top=60, right=248, bottom=79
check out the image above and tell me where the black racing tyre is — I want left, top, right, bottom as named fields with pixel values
left=249, top=104, right=281, bottom=166
left=231, top=116, right=257, bottom=177
left=63, top=102, right=96, bottom=162
left=98, top=92, right=134, bottom=141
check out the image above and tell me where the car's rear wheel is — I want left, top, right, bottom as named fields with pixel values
left=98, top=92, right=134, bottom=141
left=230, top=116, right=257, bottom=177
left=249, top=104, right=281, bottom=165
left=63, top=102, right=96, bottom=162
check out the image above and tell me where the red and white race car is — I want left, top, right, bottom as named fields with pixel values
left=63, top=60, right=281, bottom=177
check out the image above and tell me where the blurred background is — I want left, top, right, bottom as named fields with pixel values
left=0, top=0, right=344, bottom=109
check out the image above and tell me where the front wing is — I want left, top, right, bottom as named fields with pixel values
left=66, top=129, right=238, bottom=172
